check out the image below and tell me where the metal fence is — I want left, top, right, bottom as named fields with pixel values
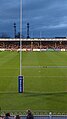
left=1, top=110, right=67, bottom=115
left=1, top=110, right=67, bottom=119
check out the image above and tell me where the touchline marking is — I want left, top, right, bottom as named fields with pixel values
left=22, top=66, right=67, bottom=68
left=24, top=76, right=67, bottom=78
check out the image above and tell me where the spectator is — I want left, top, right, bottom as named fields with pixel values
left=26, top=110, right=34, bottom=119
left=0, top=116, right=3, bottom=119
left=15, top=115, right=20, bottom=119
left=4, top=113, right=10, bottom=119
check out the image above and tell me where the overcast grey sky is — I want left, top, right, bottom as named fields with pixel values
left=0, top=0, right=67, bottom=38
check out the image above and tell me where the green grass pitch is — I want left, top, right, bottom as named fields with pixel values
left=0, top=51, right=67, bottom=112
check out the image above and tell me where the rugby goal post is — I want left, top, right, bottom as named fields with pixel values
left=18, top=0, right=24, bottom=93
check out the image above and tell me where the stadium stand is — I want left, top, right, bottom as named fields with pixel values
left=0, top=38, right=67, bottom=51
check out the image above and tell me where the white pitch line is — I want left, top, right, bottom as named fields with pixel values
left=22, top=66, right=67, bottom=68
left=0, top=75, right=67, bottom=78
left=24, top=76, right=67, bottom=78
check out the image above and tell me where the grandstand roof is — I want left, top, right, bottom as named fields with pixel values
left=0, top=38, right=67, bottom=41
